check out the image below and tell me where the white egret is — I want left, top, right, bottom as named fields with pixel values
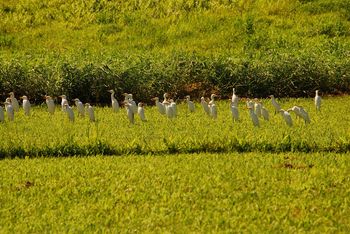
left=137, top=102, right=146, bottom=121
left=287, top=106, right=303, bottom=120
left=299, top=106, right=311, bottom=124
left=230, top=102, right=239, bottom=122
left=152, top=97, right=166, bottom=115
left=287, top=106, right=311, bottom=124
left=164, top=101, right=175, bottom=119
left=45, top=95, right=55, bottom=115
left=279, top=109, right=293, bottom=127
left=254, top=99, right=262, bottom=117
left=73, top=98, right=85, bottom=117
left=209, top=94, right=217, bottom=119
left=4, top=99, right=14, bottom=121
left=124, top=93, right=137, bottom=114
left=231, top=88, right=239, bottom=107
left=200, top=97, right=210, bottom=116
left=186, top=95, right=195, bottom=112
left=0, top=106, right=4, bottom=122
left=64, top=104, right=75, bottom=122
left=59, top=95, right=68, bottom=111
left=129, top=94, right=138, bottom=114
left=246, top=99, right=254, bottom=109
left=162, top=93, right=169, bottom=104
left=21, top=95, right=31, bottom=116
left=261, top=106, right=269, bottom=121
left=269, top=95, right=281, bottom=113
left=85, top=103, right=95, bottom=122
left=248, top=107, right=259, bottom=127
left=315, top=90, right=321, bottom=111
left=170, top=99, right=177, bottom=117
left=124, top=101, right=135, bottom=124
left=108, top=90, right=120, bottom=112
left=9, top=92, right=19, bottom=112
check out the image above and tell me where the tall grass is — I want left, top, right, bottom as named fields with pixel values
left=0, top=0, right=350, bottom=102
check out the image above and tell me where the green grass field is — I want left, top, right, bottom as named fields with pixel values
left=1, top=96, right=350, bottom=158
left=1, top=152, right=349, bottom=232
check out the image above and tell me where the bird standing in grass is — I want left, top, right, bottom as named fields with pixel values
left=209, top=94, right=217, bottom=119
left=279, top=109, right=293, bottom=127
left=45, top=95, right=55, bottom=115
left=85, top=103, right=95, bottom=122
left=21, top=95, right=31, bottom=116
left=124, top=101, right=135, bottom=124
left=108, top=90, right=120, bottom=112
left=231, top=88, right=239, bottom=107
left=4, top=98, right=14, bottom=121
left=287, top=106, right=311, bottom=124
left=201, top=97, right=210, bottom=116
left=73, top=98, right=85, bottom=117
left=269, top=95, right=281, bottom=114
left=186, top=95, right=195, bottom=113
left=261, top=106, right=269, bottom=121
left=254, top=99, right=262, bottom=118
left=230, top=102, right=239, bottom=122
left=164, top=100, right=175, bottom=119
left=137, top=102, right=146, bottom=121
left=59, top=95, right=68, bottom=111
left=315, top=90, right=321, bottom=112
left=9, top=92, right=19, bottom=112
left=248, top=107, right=259, bottom=127
left=0, top=106, right=4, bottom=122
left=64, top=104, right=75, bottom=122
left=152, top=97, right=166, bottom=115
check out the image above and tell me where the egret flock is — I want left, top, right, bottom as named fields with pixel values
left=0, top=89, right=321, bottom=127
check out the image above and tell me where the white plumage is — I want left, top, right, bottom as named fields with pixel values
left=201, top=97, right=210, bottom=116
left=85, top=103, right=95, bottom=122
left=45, top=95, right=55, bottom=115
left=209, top=94, right=217, bottom=119
left=186, top=95, right=195, bottom=112
left=108, top=90, right=120, bottom=112
left=261, top=106, right=269, bottom=121
left=59, top=95, right=68, bottom=112
left=64, top=104, right=75, bottom=122
left=152, top=97, right=166, bottom=115
left=279, top=109, right=293, bottom=127
left=248, top=107, right=259, bottom=127
left=269, top=95, right=281, bottom=113
left=21, top=95, right=31, bottom=116
left=315, top=90, right=321, bottom=111
left=231, top=88, right=239, bottom=107
left=73, top=98, right=85, bottom=117
left=4, top=99, right=14, bottom=121
left=230, top=103, right=239, bottom=122
left=137, top=102, right=146, bottom=121
left=124, top=101, right=135, bottom=124
left=9, top=92, right=19, bottom=112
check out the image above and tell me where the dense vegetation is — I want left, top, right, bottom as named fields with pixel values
left=1, top=152, right=349, bottom=232
left=1, top=0, right=350, bottom=103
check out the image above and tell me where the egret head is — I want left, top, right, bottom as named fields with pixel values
left=185, top=95, right=190, bottom=100
left=8, top=92, right=14, bottom=97
left=5, top=98, right=11, bottom=103
left=108, top=89, right=114, bottom=93
left=20, top=96, right=28, bottom=100
left=151, top=97, right=159, bottom=101
left=59, top=95, right=66, bottom=99
left=138, top=102, right=144, bottom=107
left=210, top=94, right=217, bottom=100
